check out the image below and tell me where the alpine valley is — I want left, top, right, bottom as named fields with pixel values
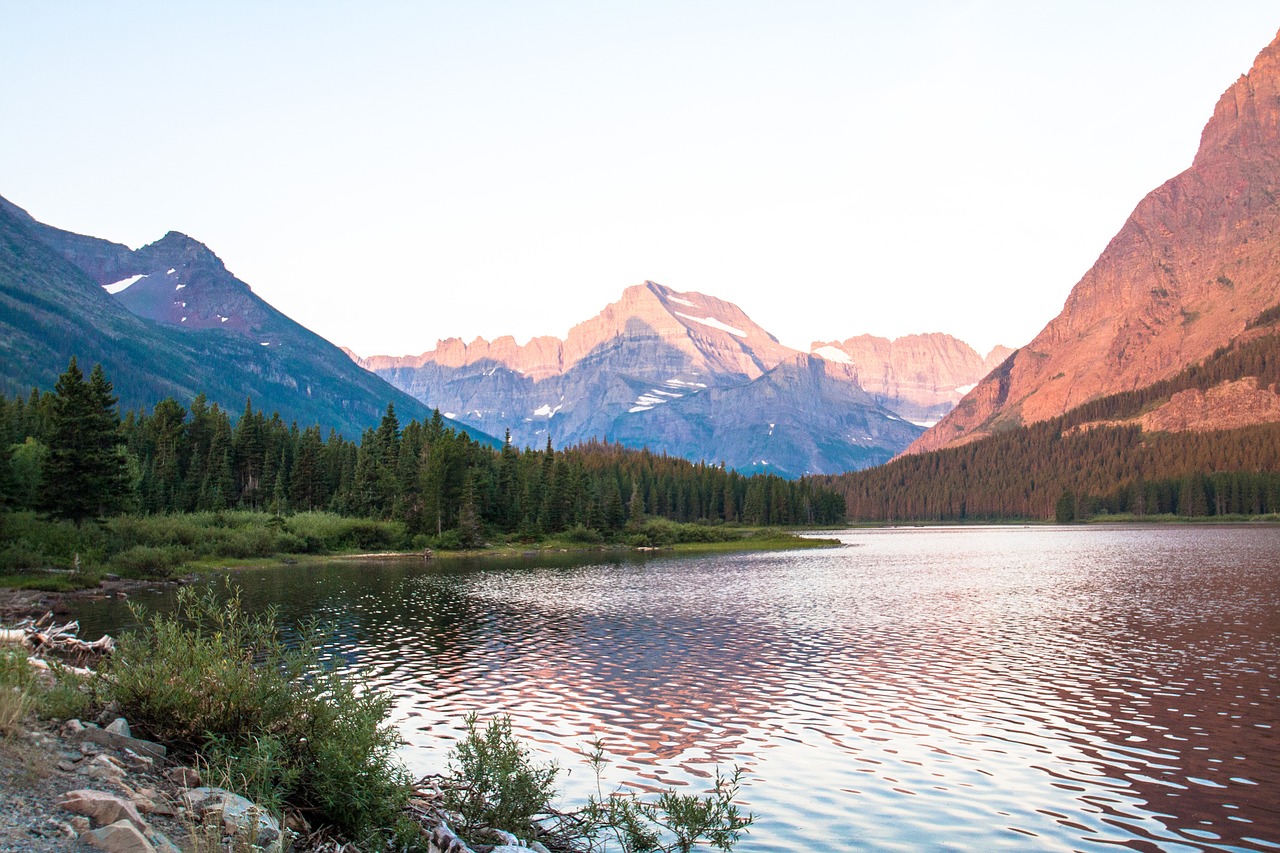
left=353, top=281, right=1009, bottom=477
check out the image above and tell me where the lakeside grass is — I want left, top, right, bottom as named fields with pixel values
left=0, top=510, right=841, bottom=592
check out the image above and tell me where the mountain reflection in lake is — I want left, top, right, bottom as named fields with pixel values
left=73, top=526, right=1280, bottom=851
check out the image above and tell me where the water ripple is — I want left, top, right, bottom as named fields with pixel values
left=70, top=526, right=1280, bottom=851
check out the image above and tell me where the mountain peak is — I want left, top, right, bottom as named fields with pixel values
left=910, top=26, right=1280, bottom=455
left=138, top=231, right=229, bottom=272
left=1195, top=28, right=1280, bottom=167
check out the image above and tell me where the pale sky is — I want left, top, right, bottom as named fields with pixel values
left=2, top=2, right=1277, bottom=358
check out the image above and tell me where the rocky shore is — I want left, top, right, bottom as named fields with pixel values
left=0, top=711, right=555, bottom=853
left=0, top=709, right=281, bottom=853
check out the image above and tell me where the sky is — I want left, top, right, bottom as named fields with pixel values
left=1, top=2, right=1277, bottom=359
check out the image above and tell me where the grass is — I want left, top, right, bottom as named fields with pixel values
left=0, top=686, right=28, bottom=738
left=0, top=510, right=410, bottom=589
left=0, top=507, right=844, bottom=595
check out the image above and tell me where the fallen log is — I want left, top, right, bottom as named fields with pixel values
left=0, top=611, right=115, bottom=663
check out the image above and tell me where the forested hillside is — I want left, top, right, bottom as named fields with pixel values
left=821, top=325, right=1280, bottom=521
left=2, top=361, right=846, bottom=545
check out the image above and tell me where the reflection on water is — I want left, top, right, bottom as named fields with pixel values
left=74, top=526, right=1280, bottom=851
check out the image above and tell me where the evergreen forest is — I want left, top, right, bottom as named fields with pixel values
left=0, top=358, right=847, bottom=547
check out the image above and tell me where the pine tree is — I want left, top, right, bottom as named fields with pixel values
left=39, top=359, right=129, bottom=522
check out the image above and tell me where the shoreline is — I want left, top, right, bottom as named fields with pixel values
left=0, top=531, right=841, bottom=625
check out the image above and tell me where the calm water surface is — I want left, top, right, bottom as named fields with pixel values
left=74, top=525, right=1280, bottom=852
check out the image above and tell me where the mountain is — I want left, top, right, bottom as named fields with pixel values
left=909, top=28, right=1280, bottom=455
left=356, top=281, right=925, bottom=476
left=0, top=195, right=492, bottom=442
left=811, top=334, right=1012, bottom=427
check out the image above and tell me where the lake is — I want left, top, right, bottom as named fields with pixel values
left=71, top=525, right=1280, bottom=852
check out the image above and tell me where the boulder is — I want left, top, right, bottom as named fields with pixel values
left=57, top=788, right=148, bottom=831
left=121, top=747, right=154, bottom=771
left=163, top=766, right=201, bottom=788
left=105, top=717, right=132, bottom=737
left=183, top=787, right=282, bottom=849
left=80, top=726, right=167, bottom=759
left=83, top=818, right=156, bottom=853
left=84, top=753, right=128, bottom=781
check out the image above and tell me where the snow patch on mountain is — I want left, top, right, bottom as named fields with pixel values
left=675, top=312, right=746, bottom=337
left=103, top=274, right=145, bottom=294
left=813, top=345, right=853, bottom=364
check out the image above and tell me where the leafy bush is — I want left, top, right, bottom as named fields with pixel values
left=580, top=743, right=754, bottom=853
left=429, top=529, right=464, bottom=551
left=0, top=539, right=50, bottom=573
left=443, top=713, right=560, bottom=843
left=108, top=544, right=192, bottom=577
left=626, top=519, right=740, bottom=547
left=0, top=511, right=106, bottom=573
left=285, top=513, right=407, bottom=552
left=564, top=524, right=604, bottom=544
left=0, top=648, right=36, bottom=693
left=201, top=733, right=301, bottom=816
left=0, top=647, right=89, bottom=728
left=211, top=526, right=306, bottom=559
left=104, top=581, right=412, bottom=843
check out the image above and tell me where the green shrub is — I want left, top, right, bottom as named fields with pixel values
left=0, top=539, right=50, bottom=573
left=0, top=512, right=106, bottom=571
left=104, top=581, right=412, bottom=843
left=0, top=648, right=36, bottom=692
left=285, top=512, right=406, bottom=552
left=580, top=743, right=754, bottom=853
left=430, top=529, right=464, bottom=551
left=564, top=524, right=604, bottom=544
left=626, top=519, right=739, bottom=547
left=443, top=713, right=560, bottom=844
left=109, top=544, right=191, bottom=577
left=0, top=648, right=90, bottom=723
left=201, top=733, right=301, bottom=816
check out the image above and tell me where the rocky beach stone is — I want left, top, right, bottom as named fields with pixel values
left=56, top=788, right=148, bottom=831
left=82, top=819, right=155, bottom=853
left=80, top=726, right=167, bottom=759
left=183, top=787, right=282, bottom=848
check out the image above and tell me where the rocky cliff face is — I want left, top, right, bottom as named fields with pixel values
left=362, top=282, right=795, bottom=381
left=811, top=334, right=1012, bottom=426
left=358, top=281, right=924, bottom=475
left=909, top=28, right=1280, bottom=455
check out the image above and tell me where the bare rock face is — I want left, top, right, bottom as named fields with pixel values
left=811, top=334, right=1011, bottom=426
left=359, top=282, right=922, bottom=475
left=361, top=282, right=795, bottom=382
left=909, top=28, right=1280, bottom=455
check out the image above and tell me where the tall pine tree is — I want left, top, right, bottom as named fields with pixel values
left=39, top=359, right=129, bottom=522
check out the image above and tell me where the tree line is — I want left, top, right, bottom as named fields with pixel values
left=0, top=359, right=847, bottom=539
left=821, top=329, right=1280, bottom=521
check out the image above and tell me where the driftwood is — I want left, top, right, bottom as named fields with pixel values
left=0, top=611, right=114, bottom=667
